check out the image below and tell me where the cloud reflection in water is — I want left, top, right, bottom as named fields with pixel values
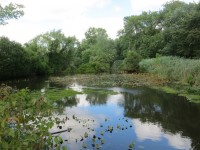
left=133, top=119, right=192, bottom=150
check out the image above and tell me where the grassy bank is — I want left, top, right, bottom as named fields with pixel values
left=49, top=57, right=200, bottom=103
left=139, top=56, right=200, bottom=103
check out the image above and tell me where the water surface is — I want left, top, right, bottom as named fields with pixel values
left=5, top=78, right=200, bottom=150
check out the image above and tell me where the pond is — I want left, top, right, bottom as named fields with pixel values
left=4, top=77, right=200, bottom=150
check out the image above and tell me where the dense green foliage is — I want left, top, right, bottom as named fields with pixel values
left=0, top=37, right=31, bottom=79
left=0, top=0, right=199, bottom=80
left=76, top=27, right=116, bottom=74
left=25, top=30, right=78, bottom=75
left=122, top=51, right=142, bottom=72
left=118, top=1, right=200, bottom=58
left=0, top=84, right=83, bottom=149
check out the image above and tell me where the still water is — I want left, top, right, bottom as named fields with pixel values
left=4, top=77, right=200, bottom=150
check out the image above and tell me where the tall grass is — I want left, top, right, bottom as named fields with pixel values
left=139, top=56, right=200, bottom=86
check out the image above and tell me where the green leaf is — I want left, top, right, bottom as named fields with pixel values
left=84, top=132, right=88, bottom=138
left=8, top=128, right=15, bottom=137
left=1, top=119, right=5, bottom=128
left=62, top=146, right=68, bottom=150
left=54, top=136, right=59, bottom=144
left=2, top=141, right=9, bottom=149
left=82, top=143, right=87, bottom=149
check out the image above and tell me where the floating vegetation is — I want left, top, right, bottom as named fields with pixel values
left=108, top=126, right=113, bottom=133
left=49, top=74, right=200, bottom=103
left=129, top=141, right=135, bottom=150
left=84, top=132, right=88, bottom=138
left=83, top=88, right=118, bottom=95
left=92, top=137, right=96, bottom=143
left=153, top=85, right=200, bottom=103
left=183, top=94, right=200, bottom=103
left=100, top=130, right=104, bottom=136
left=49, top=74, right=168, bottom=88
left=96, top=144, right=101, bottom=149
left=82, top=143, right=87, bottom=149
left=31, top=88, right=82, bottom=101
left=101, top=139, right=105, bottom=144
left=117, top=124, right=121, bottom=129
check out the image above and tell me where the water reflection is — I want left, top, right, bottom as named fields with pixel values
left=133, top=119, right=192, bottom=149
left=133, top=119, right=162, bottom=141
left=7, top=78, right=200, bottom=150
left=49, top=85, right=200, bottom=150
left=123, top=88, right=200, bottom=150
left=50, top=107, right=103, bottom=150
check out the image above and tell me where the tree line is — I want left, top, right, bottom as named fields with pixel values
left=0, top=0, right=200, bottom=80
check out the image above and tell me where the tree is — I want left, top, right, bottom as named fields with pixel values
left=0, top=37, right=31, bottom=79
left=118, top=0, right=199, bottom=59
left=78, top=27, right=116, bottom=74
left=25, top=30, right=78, bottom=74
left=160, top=1, right=198, bottom=58
left=0, top=2, right=24, bottom=25
left=121, top=11, right=163, bottom=58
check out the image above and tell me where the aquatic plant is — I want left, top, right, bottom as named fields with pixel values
left=129, top=141, right=135, bottom=149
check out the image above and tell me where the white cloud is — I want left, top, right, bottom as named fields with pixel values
left=96, top=0, right=111, bottom=8
left=114, top=6, right=122, bottom=13
left=130, top=0, right=166, bottom=14
left=0, top=0, right=123, bottom=43
left=1, top=0, right=198, bottom=44
left=130, top=0, right=198, bottom=15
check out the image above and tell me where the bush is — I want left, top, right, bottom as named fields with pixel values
left=112, top=60, right=124, bottom=73
left=0, top=85, right=64, bottom=149
left=122, top=51, right=142, bottom=73
left=77, top=62, right=109, bottom=74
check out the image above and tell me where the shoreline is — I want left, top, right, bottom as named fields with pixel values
left=49, top=73, right=200, bottom=103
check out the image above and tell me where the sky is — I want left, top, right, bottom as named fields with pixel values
left=0, top=0, right=198, bottom=44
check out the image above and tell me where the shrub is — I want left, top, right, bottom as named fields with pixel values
left=0, top=85, right=64, bottom=149
left=123, top=51, right=142, bottom=73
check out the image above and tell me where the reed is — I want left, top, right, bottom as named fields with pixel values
left=139, top=56, right=200, bottom=86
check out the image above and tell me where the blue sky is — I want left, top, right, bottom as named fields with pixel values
left=0, top=0, right=198, bottom=44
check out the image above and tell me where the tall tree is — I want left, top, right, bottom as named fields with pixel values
left=25, top=30, right=78, bottom=74
left=121, top=11, right=163, bottom=58
left=118, top=0, right=199, bottom=59
left=0, top=2, right=24, bottom=25
left=78, top=27, right=116, bottom=74
left=0, top=37, right=30, bottom=79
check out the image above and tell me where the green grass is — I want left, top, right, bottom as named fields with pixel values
left=180, top=94, right=200, bottom=103
left=139, top=56, right=200, bottom=86
left=155, top=86, right=178, bottom=94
